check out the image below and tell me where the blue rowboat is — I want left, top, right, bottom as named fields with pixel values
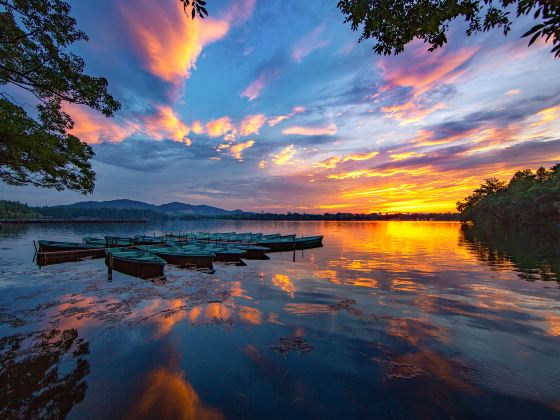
left=106, top=247, right=166, bottom=279
left=136, top=245, right=214, bottom=269
left=257, top=235, right=323, bottom=251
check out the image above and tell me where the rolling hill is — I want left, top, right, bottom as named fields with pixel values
left=52, top=199, right=245, bottom=216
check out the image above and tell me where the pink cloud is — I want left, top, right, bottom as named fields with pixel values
left=381, top=102, right=445, bottom=125
left=379, top=46, right=478, bottom=98
left=268, top=106, right=306, bottom=127
left=206, top=116, right=235, bottom=138
left=291, top=23, right=329, bottom=63
left=122, top=0, right=255, bottom=83
left=229, top=139, right=255, bottom=160
left=283, top=123, right=337, bottom=136
left=239, top=114, right=266, bottom=136
left=67, top=104, right=135, bottom=144
left=241, top=65, right=282, bottom=101
left=144, top=105, right=191, bottom=144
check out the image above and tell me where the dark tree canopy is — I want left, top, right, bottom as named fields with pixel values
left=337, top=0, right=560, bottom=57
left=179, top=0, right=209, bottom=19
left=0, top=0, right=120, bottom=194
left=457, top=164, right=560, bottom=224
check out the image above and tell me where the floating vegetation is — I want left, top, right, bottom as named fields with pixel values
left=328, top=299, right=364, bottom=316
left=272, top=336, right=314, bottom=357
left=372, top=357, right=424, bottom=380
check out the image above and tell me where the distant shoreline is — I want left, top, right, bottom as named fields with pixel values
left=0, top=219, right=149, bottom=224
left=0, top=217, right=460, bottom=224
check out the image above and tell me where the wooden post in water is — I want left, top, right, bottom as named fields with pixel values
left=107, top=252, right=113, bottom=281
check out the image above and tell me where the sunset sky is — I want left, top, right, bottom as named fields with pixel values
left=2, top=0, right=559, bottom=212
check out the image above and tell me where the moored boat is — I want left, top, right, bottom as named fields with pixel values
left=132, top=235, right=166, bottom=245
left=37, top=240, right=106, bottom=253
left=83, top=237, right=107, bottom=246
left=104, top=236, right=134, bottom=247
left=227, top=244, right=270, bottom=259
left=256, top=235, right=323, bottom=251
left=175, top=242, right=246, bottom=264
left=106, top=248, right=166, bottom=279
left=136, top=245, right=214, bottom=269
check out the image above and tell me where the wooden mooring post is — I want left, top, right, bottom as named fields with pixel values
left=107, top=252, right=113, bottom=281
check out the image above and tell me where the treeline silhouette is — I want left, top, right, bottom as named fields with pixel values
left=36, top=206, right=167, bottom=221
left=0, top=200, right=40, bottom=219
left=218, top=212, right=459, bottom=221
left=457, top=164, right=560, bottom=224
left=0, top=200, right=460, bottom=221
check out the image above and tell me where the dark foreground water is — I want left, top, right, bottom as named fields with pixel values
left=0, top=221, right=559, bottom=419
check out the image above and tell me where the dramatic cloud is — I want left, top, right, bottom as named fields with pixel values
left=67, top=104, right=135, bottom=144
left=378, top=46, right=478, bottom=98
left=271, top=145, right=297, bottom=165
left=206, top=117, right=236, bottom=138
left=5, top=0, right=559, bottom=213
left=229, top=139, right=255, bottom=160
left=239, top=114, right=266, bottom=136
left=122, top=0, right=255, bottom=83
left=283, top=123, right=337, bottom=136
left=315, top=151, right=380, bottom=169
left=144, top=105, right=191, bottom=144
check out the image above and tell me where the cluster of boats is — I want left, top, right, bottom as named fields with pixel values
left=35, top=232, right=323, bottom=278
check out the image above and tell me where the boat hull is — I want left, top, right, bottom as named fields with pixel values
left=108, top=256, right=165, bottom=279
left=238, top=248, right=270, bottom=260
left=157, top=253, right=214, bottom=269
left=36, top=248, right=105, bottom=266
left=38, top=243, right=104, bottom=253
left=257, top=237, right=323, bottom=251
left=213, top=251, right=244, bottom=263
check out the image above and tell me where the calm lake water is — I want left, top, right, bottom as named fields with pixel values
left=0, top=221, right=559, bottom=419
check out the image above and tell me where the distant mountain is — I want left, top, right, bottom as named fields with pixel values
left=53, top=199, right=245, bottom=216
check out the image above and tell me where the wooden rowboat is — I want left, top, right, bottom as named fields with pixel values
left=132, top=235, right=166, bottom=245
left=104, top=236, right=134, bottom=246
left=106, top=248, right=166, bottom=279
left=256, top=235, right=323, bottom=251
left=234, top=244, right=270, bottom=259
left=176, top=243, right=246, bottom=264
left=37, top=240, right=106, bottom=253
left=136, top=245, right=214, bottom=269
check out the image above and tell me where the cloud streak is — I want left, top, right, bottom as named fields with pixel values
left=283, top=123, right=337, bottom=136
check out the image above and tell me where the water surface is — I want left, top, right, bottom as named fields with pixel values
left=0, top=221, right=559, bottom=419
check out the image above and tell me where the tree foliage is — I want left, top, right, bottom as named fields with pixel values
left=0, top=199, right=39, bottom=218
left=179, top=0, right=208, bottom=19
left=184, top=0, right=560, bottom=57
left=336, top=0, right=560, bottom=57
left=457, top=164, right=560, bottom=224
left=0, top=0, right=120, bottom=193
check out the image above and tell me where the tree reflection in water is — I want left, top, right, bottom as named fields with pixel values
left=0, top=328, right=90, bottom=419
left=460, top=223, right=559, bottom=282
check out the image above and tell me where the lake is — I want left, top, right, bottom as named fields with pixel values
left=0, top=221, right=559, bottom=419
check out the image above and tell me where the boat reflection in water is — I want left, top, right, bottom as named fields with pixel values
left=1, top=221, right=559, bottom=418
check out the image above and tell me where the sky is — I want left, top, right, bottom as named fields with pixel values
left=2, top=0, right=559, bottom=212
